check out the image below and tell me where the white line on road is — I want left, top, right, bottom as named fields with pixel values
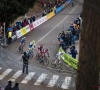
left=8, top=70, right=22, bottom=82
left=34, top=73, right=47, bottom=85
left=36, top=5, right=78, bottom=43
left=21, top=72, right=35, bottom=84
left=0, top=69, right=12, bottom=80
left=47, top=75, right=59, bottom=87
left=61, top=77, right=71, bottom=89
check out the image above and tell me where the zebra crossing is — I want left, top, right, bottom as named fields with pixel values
left=0, top=67, right=72, bottom=89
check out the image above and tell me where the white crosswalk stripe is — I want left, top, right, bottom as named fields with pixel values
left=61, top=77, right=71, bottom=89
left=0, top=67, right=71, bottom=89
left=8, top=70, right=22, bottom=82
left=21, top=72, right=35, bottom=84
left=47, top=75, right=59, bottom=87
left=34, top=73, right=47, bottom=85
left=0, top=69, right=12, bottom=80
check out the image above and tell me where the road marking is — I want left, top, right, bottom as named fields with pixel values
left=0, top=69, right=12, bottom=80
left=61, top=77, right=71, bottom=89
left=21, top=72, right=35, bottom=84
left=8, top=70, right=22, bottom=82
left=47, top=75, right=59, bottom=87
left=34, top=73, right=47, bottom=85
left=37, top=5, right=78, bottom=43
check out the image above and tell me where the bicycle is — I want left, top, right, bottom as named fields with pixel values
left=28, top=50, right=33, bottom=59
left=19, top=45, right=23, bottom=54
left=51, top=59, right=63, bottom=70
left=39, top=56, right=49, bottom=67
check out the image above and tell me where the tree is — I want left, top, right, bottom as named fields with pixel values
left=76, top=0, right=100, bottom=90
left=0, top=0, right=36, bottom=32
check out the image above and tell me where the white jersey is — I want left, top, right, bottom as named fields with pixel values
left=56, top=52, right=62, bottom=60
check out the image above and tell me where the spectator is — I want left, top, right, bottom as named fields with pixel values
left=12, top=82, right=19, bottom=90
left=0, top=87, right=4, bottom=90
left=68, top=45, right=77, bottom=59
left=7, top=31, right=12, bottom=45
left=61, top=31, right=65, bottom=42
left=5, top=81, right=12, bottom=90
left=32, top=15, right=36, bottom=22
left=22, top=52, right=29, bottom=74
left=41, top=0, right=44, bottom=7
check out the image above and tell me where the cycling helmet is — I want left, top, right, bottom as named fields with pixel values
left=32, top=40, right=35, bottom=43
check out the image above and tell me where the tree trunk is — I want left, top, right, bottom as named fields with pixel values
left=76, top=0, right=100, bottom=90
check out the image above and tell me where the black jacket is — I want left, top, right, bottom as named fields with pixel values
left=12, top=86, right=19, bottom=90
left=5, top=85, right=12, bottom=90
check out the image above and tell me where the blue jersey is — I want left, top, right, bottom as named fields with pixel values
left=20, top=39, right=25, bottom=44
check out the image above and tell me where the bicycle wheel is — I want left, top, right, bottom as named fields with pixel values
left=57, top=62, right=63, bottom=70
left=51, top=60, right=56, bottom=68
left=20, top=46, right=23, bottom=54
left=44, top=57, right=49, bottom=67
left=35, top=53, right=39, bottom=60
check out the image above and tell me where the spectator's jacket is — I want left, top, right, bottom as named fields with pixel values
left=5, top=85, right=12, bottom=90
left=12, top=86, right=19, bottom=90
left=8, top=31, right=12, bottom=38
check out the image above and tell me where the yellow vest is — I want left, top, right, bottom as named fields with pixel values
left=8, top=32, right=12, bottom=38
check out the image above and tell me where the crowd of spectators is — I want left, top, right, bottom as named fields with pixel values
left=0, top=0, right=69, bottom=46
left=7, top=0, right=68, bottom=34
left=58, top=13, right=82, bottom=58
left=42, top=0, right=67, bottom=16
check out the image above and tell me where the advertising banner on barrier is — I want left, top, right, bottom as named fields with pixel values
left=33, top=16, right=47, bottom=28
left=12, top=32, right=17, bottom=41
left=59, top=47, right=78, bottom=69
left=29, top=23, right=34, bottom=30
left=16, top=30, right=22, bottom=39
left=20, top=27, right=27, bottom=36
left=46, top=11, right=55, bottom=20
left=25, top=25, right=30, bottom=33
left=55, top=6, right=63, bottom=13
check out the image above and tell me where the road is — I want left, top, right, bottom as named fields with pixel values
left=0, top=0, right=83, bottom=90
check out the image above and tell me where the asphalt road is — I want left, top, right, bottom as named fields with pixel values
left=0, top=0, right=83, bottom=90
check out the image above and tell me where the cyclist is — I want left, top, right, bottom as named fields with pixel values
left=27, top=48, right=33, bottom=58
left=29, top=40, right=36, bottom=49
left=44, top=49, right=49, bottom=58
left=38, top=45, right=44, bottom=54
left=20, top=37, right=26, bottom=46
left=55, top=52, right=63, bottom=64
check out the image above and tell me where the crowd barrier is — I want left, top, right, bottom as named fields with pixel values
left=59, top=47, right=78, bottom=70
left=11, top=0, right=72, bottom=40
left=67, top=0, right=72, bottom=4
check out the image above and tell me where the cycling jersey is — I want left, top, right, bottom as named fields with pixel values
left=29, top=42, right=36, bottom=49
left=56, top=52, right=62, bottom=60
left=38, top=46, right=44, bottom=53
left=20, top=38, right=25, bottom=45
